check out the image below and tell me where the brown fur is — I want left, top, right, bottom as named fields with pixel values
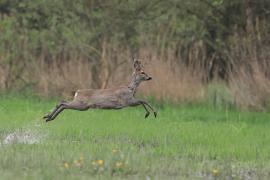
left=43, top=60, right=157, bottom=122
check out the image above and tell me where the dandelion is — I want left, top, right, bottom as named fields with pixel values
left=63, top=162, right=69, bottom=169
left=97, top=159, right=104, bottom=166
left=92, top=159, right=104, bottom=167
left=212, top=168, right=219, bottom=176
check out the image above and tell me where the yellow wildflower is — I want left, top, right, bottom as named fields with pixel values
left=92, top=159, right=104, bottom=167
left=63, top=162, right=69, bottom=169
left=212, top=168, right=219, bottom=176
left=97, top=159, right=104, bottom=166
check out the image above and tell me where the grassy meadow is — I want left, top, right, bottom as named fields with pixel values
left=0, top=95, right=270, bottom=179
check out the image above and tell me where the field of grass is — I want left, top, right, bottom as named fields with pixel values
left=0, top=95, right=270, bottom=179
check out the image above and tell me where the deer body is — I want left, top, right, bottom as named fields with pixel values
left=44, top=60, right=157, bottom=122
left=74, top=87, right=138, bottom=109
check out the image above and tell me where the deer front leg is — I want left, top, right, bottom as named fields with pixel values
left=141, top=103, right=151, bottom=118
left=129, top=99, right=150, bottom=118
left=139, top=100, right=157, bottom=118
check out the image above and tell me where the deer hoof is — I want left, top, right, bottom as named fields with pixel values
left=145, top=112, right=150, bottom=118
left=154, top=112, right=157, bottom=118
left=43, top=114, right=50, bottom=119
left=43, top=115, right=52, bottom=122
left=45, top=118, right=52, bottom=122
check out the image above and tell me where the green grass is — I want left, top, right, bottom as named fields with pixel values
left=0, top=95, right=270, bottom=179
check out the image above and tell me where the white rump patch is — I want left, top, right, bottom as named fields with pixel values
left=74, top=92, right=78, bottom=98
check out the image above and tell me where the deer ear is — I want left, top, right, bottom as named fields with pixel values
left=133, top=59, right=141, bottom=71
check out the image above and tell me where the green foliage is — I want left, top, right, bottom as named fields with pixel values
left=1, top=0, right=267, bottom=56
left=0, top=0, right=270, bottom=103
left=1, top=96, right=270, bottom=179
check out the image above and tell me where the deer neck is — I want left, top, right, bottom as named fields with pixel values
left=128, top=75, right=141, bottom=95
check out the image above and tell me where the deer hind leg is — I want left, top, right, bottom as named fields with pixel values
left=44, top=101, right=89, bottom=122
left=43, top=101, right=67, bottom=120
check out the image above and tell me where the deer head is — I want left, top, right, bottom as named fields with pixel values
left=133, top=59, right=152, bottom=81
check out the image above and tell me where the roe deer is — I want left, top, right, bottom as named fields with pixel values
left=43, top=59, right=157, bottom=122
